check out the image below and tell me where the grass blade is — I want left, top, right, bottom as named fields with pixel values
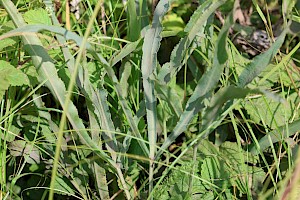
left=250, top=119, right=300, bottom=155
left=110, top=39, right=142, bottom=66
left=202, top=86, right=261, bottom=129
left=127, top=0, right=140, bottom=41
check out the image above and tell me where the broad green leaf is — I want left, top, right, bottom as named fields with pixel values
left=201, top=156, right=230, bottom=189
left=195, top=140, right=263, bottom=195
left=0, top=60, right=29, bottom=100
left=243, top=90, right=298, bottom=129
left=23, top=8, right=52, bottom=25
left=219, top=142, right=264, bottom=193
left=220, top=142, right=258, bottom=166
left=0, top=20, right=17, bottom=50
left=0, top=38, right=16, bottom=50
left=153, top=162, right=207, bottom=200
left=0, top=60, right=29, bottom=86
left=0, top=124, right=20, bottom=142
left=155, top=80, right=183, bottom=118
left=22, top=64, right=39, bottom=86
left=250, top=119, right=300, bottom=155
left=162, top=13, right=185, bottom=32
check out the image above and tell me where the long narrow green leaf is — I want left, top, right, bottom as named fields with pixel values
left=139, top=0, right=150, bottom=29
left=202, top=86, right=262, bottom=129
left=250, top=119, right=300, bottom=155
left=237, top=28, right=288, bottom=87
left=155, top=12, right=233, bottom=160
left=157, top=0, right=226, bottom=83
left=141, top=0, right=170, bottom=194
left=110, top=39, right=142, bottom=66
left=127, top=0, right=140, bottom=41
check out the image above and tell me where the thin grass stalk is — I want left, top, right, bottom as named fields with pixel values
left=48, top=2, right=103, bottom=199
left=237, top=108, right=279, bottom=193
left=44, top=0, right=120, bottom=156
left=0, top=99, right=8, bottom=195
left=229, top=111, right=251, bottom=195
left=65, top=0, right=71, bottom=30
left=43, top=2, right=115, bottom=197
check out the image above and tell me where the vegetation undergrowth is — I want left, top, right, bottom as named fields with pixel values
left=0, top=0, right=300, bottom=199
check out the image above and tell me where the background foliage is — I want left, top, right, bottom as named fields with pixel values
left=0, top=0, right=300, bottom=199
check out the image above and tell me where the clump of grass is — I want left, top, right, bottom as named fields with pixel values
left=0, top=0, right=299, bottom=199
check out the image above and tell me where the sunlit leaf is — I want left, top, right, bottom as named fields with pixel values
left=24, top=8, right=52, bottom=25
left=0, top=60, right=29, bottom=100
